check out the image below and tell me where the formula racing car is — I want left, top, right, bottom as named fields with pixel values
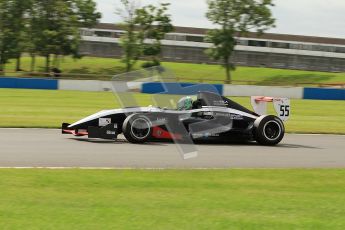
left=62, top=91, right=290, bottom=145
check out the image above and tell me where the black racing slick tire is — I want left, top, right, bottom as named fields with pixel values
left=254, top=115, right=285, bottom=146
left=122, top=114, right=152, bottom=144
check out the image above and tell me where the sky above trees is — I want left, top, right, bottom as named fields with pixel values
left=95, top=0, right=345, bottom=38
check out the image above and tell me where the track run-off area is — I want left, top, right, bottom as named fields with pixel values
left=0, top=128, right=344, bottom=168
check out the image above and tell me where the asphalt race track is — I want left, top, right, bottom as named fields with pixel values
left=0, top=128, right=345, bottom=168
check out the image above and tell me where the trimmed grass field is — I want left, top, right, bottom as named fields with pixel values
left=3, top=56, right=345, bottom=85
left=0, top=88, right=344, bottom=134
left=0, top=169, right=345, bottom=229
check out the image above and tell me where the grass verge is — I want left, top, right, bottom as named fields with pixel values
left=2, top=56, right=345, bottom=85
left=0, top=169, right=345, bottom=229
left=0, top=89, right=344, bottom=134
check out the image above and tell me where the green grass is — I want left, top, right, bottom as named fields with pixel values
left=0, top=169, right=345, bottom=229
left=0, top=88, right=344, bottom=134
left=2, top=56, right=345, bottom=85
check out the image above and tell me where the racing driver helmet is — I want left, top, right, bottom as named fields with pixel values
left=177, top=96, right=193, bottom=110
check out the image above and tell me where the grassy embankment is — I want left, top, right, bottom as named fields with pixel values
left=0, top=89, right=344, bottom=134
left=0, top=169, right=345, bottom=229
left=2, top=56, right=345, bottom=85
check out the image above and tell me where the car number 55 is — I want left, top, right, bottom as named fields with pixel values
left=273, top=98, right=291, bottom=121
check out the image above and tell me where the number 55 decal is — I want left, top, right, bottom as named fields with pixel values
left=274, top=98, right=291, bottom=121
left=280, top=105, right=290, bottom=117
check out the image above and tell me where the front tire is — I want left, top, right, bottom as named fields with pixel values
left=122, top=114, right=152, bottom=144
left=254, top=115, right=285, bottom=146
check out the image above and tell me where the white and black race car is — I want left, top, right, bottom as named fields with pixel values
left=62, top=91, right=290, bottom=145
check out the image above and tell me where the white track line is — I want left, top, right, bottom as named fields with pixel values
left=0, top=167, right=329, bottom=170
left=0, top=167, right=228, bottom=170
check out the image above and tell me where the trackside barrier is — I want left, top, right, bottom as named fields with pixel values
left=304, top=88, right=345, bottom=100
left=58, top=79, right=112, bottom=92
left=0, top=77, right=58, bottom=90
left=141, top=82, right=224, bottom=95
left=223, top=85, right=304, bottom=99
left=0, top=77, right=344, bottom=100
left=58, top=79, right=145, bottom=92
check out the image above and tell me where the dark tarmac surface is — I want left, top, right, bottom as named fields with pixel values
left=0, top=128, right=344, bottom=168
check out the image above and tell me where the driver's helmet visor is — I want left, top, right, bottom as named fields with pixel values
left=177, top=96, right=193, bottom=110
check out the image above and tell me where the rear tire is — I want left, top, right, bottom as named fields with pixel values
left=122, top=114, right=152, bottom=144
left=254, top=115, right=285, bottom=146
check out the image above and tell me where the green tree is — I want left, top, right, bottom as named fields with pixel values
left=30, top=0, right=100, bottom=72
left=206, top=0, right=275, bottom=83
left=74, top=0, right=102, bottom=27
left=117, top=0, right=142, bottom=72
left=0, top=0, right=100, bottom=73
left=11, top=0, right=33, bottom=71
left=25, top=0, right=41, bottom=72
left=117, top=1, right=173, bottom=72
left=135, top=3, right=174, bottom=68
left=0, top=0, right=19, bottom=72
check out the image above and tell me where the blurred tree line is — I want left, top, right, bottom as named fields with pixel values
left=0, top=0, right=101, bottom=73
left=0, top=0, right=275, bottom=83
left=118, top=0, right=275, bottom=82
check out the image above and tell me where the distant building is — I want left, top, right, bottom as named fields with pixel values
left=79, top=23, right=345, bottom=72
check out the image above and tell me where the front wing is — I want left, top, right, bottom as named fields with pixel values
left=62, top=123, right=119, bottom=140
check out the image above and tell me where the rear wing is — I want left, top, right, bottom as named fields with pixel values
left=251, top=96, right=291, bottom=122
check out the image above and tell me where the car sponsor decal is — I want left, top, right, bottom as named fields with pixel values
left=99, top=118, right=111, bottom=127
